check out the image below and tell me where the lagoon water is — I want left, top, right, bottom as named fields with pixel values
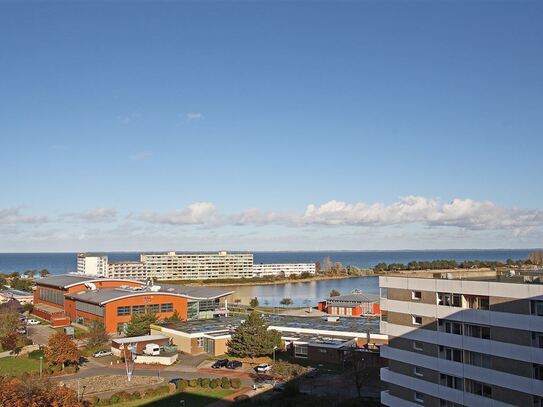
left=0, top=249, right=536, bottom=306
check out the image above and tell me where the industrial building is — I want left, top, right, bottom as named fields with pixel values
left=317, top=292, right=380, bottom=317
left=32, top=275, right=233, bottom=333
left=379, top=270, right=543, bottom=407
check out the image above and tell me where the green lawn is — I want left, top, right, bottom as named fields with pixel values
left=116, top=387, right=237, bottom=407
left=0, top=356, right=41, bottom=376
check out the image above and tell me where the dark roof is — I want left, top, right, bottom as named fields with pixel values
left=65, top=284, right=233, bottom=305
left=37, top=275, right=97, bottom=289
left=326, top=293, right=379, bottom=306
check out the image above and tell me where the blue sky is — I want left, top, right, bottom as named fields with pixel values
left=1, top=1, right=542, bottom=252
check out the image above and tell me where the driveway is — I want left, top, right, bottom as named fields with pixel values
left=27, top=324, right=56, bottom=345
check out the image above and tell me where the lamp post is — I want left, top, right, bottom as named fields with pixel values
left=39, top=356, right=43, bottom=378
left=273, top=346, right=278, bottom=363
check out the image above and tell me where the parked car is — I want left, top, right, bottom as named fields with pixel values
left=168, top=378, right=182, bottom=386
left=16, top=326, right=27, bottom=334
left=306, top=368, right=319, bottom=378
left=93, top=350, right=113, bottom=358
left=255, top=363, right=272, bottom=373
left=26, top=319, right=40, bottom=325
left=211, top=359, right=229, bottom=369
left=273, top=382, right=285, bottom=392
left=226, top=360, right=242, bottom=369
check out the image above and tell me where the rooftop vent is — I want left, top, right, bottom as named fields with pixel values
left=84, top=282, right=97, bottom=291
left=150, top=285, right=161, bottom=292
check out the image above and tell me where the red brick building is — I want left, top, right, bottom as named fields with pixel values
left=317, top=293, right=380, bottom=317
left=33, top=275, right=233, bottom=333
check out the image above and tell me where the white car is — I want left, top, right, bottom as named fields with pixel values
left=255, top=363, right=272, bottom=373
left=93, top=350, right=113, bottom=358
left=26, top=319, right=40, bottom=325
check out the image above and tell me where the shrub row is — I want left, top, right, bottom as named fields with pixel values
left=176, top=376, right=241, bottom=391
left=87, top=385, right=171, bottom=406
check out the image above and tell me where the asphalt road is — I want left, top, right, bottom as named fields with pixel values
left=27, top=324, right=56, bottom=345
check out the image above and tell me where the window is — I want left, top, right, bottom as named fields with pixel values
left=465, top=295, right=489, bottom=310
left=464, top=351, right=491, bottom=368
left=196, top=337, right=204, bottom=348
left=117, top=306, right=130, bottom=316
left=294, top=345, right=308, bottom=358
left=465, top=379, right=491, bottom=398
left=439, top=319, right=462, bottom=335
left=440, top=373, right=463, bottom=390
left=413, top=341, right=424, bottom=351
left=160, top=303, right=173, bottom=312
left=412, top=291, right=422, bottom=301
left=440, top=346, right=463, bottom=362
left=414, top=392, right=424, bottom=404
left=464, top=324, right=490, bottom=339
left=414, top=366, right=424, bottom=377
left=532, top=301, right=543, bottom=316
left=437, top=292, right=461, bottom=307
left=146, top=304, right=159, bottom=313
left=412, top=315, right=423, bottom=325
left=131, top=305, right=145, bottom=314
left=76, top=301, right=104, bottom=317
left=534, top=364, right=543, bottom=380
left=532, top=332, right=543, bottom=348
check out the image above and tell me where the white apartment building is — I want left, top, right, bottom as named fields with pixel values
left=107, top=261, right=146, bottom=279
left=140, top=251, right=254, bottom=280
left=77, top=253, right=108, bottom=276
left=252, top=263, right=316, bottom=278
left=379, top=271, right=543, bottom=407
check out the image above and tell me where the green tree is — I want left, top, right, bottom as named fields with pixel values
left=249, top=297, right=259, bottom=308
left=280, top=297, right=293, bottom=307
left=227, top=311, right=282, bottom=358
left=329, top=289, right=340, bottom=297
left=125, top=312, right=157, bottom=337
left=39, top=269, right=50, bottom=278
left=0, top=310, right=19, bottom=339
left=86, top=321, right=109, bottom=348
left=163, top=310, right=181, bottom=323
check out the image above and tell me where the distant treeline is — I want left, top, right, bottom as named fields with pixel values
left=373, top=253, right=543, bottom=272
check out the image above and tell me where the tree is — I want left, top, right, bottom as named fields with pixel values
left=0, top=375, right=84, bottom=407
left=163, top=310, right=181, bottom=323
left=249, top=297, right=259, bottom=308
left=280, top=297, right=293, bottom=307
left=322, top=257, right=333, bottom=273
left=86, top=321, right=109, bottom=348
left=44, top=332, right=81, bottom=370
left=345, top=350, right=373, bottom=398
left=39, top=269, right=50, bottom=278
left=0, top=310, right=19, bottom=339
left=125, top=312, right=157, bottom=337
left=227, top=311, right=282, bottom=358
left=329, top=289, right=341, bottom=297
left=24, top=270, right=37, bottom=278
left=315, top=261, right=321, bottom=273
left=529, top=251, right=543, bottom=265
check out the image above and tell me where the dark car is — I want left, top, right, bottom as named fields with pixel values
left=211, top=359, right=229, bottom=369
left=168, top=378, right=182, bottom=386
left=226, top=360, right=242, bottom=369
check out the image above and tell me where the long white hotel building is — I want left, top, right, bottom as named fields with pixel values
left=379, top=270, right=543, bottom=407
left=77, top=252, right=315, bottom=281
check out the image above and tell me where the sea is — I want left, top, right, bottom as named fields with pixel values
left=0, top=249, right=536, bottom=275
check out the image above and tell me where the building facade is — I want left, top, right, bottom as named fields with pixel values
left=252, top=263, right=316, bottom=278
left=317, top=293, right=380, bottom=317
left=77, top=253, right=108, bottom=276
left=140, top=251, right=253, bottom=280
left=107, top=261, right=146, bottom=279
left=33, top=275, right=233, bottom=333
left=379, top=272, right=543, bottom=407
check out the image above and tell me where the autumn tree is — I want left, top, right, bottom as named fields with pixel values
left=227, top=311, right=282, bottom=358
left=86, top=321, right=109, bottom=348
left=0, top=375, right=84, bottom=407
left=280, top=297, right=293, bottom=307
left=45, top=332, right=81, bottom=370
left=249, top=297, right=259, bottom=308
left=125, top=312, right=157, bottom=337
left=529, top=251, right=543, bottom=265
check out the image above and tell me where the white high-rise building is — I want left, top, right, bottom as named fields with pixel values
left=252, top=263, right=316, bottom=278
left=76, top=253, right=108, bottom=276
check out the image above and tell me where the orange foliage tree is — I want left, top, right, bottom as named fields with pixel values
left=0, top=375, right=85, bottom=406
left=44, top=332, right=81, bottom=370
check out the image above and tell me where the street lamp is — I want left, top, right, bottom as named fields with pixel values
left=272, top=346, right=278, bottom=363
left=39, top=356, right=43, bottom=378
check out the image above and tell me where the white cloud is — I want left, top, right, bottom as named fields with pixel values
left=69, top=208, right=117, bottom=223
left=139, top=202, right=217, bottom=225
left=0, top=207, right=48, bottom=224
left=130, top=152, right=152, bottom=161
left=136, top=196, right=543, bottom=231
left=186, top=112, right=204, bottom=121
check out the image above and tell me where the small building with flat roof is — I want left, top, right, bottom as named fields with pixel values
left=318, top=292, right=380, bottom=317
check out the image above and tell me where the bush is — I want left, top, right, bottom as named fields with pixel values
left=234, top=394, right=250, bottom=403
left=188, top=379, right=198, bottom=387
left=230, top=378, right=242, bottom=389
left=130, top=391, right=141, bottom=400
left=177, top=379, right=188, bottom=391
left=88, top=395, right=99, bottom=406
left=155, top=385, right=170, bottom=395
left=221, top=376, right=231, bottom=389
left=98, top=399, right=110, bottom=406
left=113, top=391, right=131, bottom=402
left=209, top=380, right=218, bottom=389
left=108, top=394, right=120, bottom=404
left=201, top=378, right=210, bottom=388
left=143, top=388, right=156, bottom=399
left=168, top=382, right=177, bottom=394
left=197, top=377, right=203, bottom=387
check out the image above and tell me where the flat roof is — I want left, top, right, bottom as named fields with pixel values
left=161, top=314, right=380, bottom=335
left=112, top=334, right=169, bottom=344
left=384, top=269, right=543, bottom=285
left=0, top=288, right=33, bottom=296
left=326, top=293, right=379, bottom=304
left=37, top=275, right=97, bottom=289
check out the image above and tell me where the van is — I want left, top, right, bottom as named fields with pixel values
left=143, top=343, right=160, bottom=356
